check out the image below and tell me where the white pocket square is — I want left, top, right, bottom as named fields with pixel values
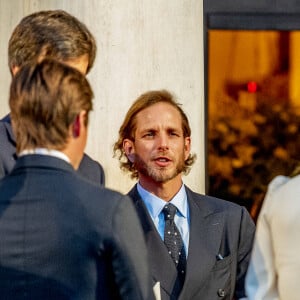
left=153, top=281, right=161, bottom=300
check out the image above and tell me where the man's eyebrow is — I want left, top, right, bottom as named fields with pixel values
left=139, top=126, right=157, bottom=132
left=139, top=128, right=156, bottom=135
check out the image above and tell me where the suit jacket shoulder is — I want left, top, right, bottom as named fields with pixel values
left=78, top=153, right=105, bottom=186
left=0, top=114, right=105, bottom=186
left=0, top=116, right=17, bottom=179
left=185, top=186, right=251, bottom=218
left=182, top=187, right=255, bottom=300
left=0, top=156, right=153, bottom=300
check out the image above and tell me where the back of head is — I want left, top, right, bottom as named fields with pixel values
left=8, top=10, right=96, bottom=74
left=9, top=59, right=93, bottom=153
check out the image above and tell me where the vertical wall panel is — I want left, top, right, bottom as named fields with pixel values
left=0, top=0, right=204, bottom=194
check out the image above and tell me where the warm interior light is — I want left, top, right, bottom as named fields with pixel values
left=247, top=81, right=257, bottom=93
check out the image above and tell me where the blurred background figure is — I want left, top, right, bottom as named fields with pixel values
left=245, top=173, right=300, bottom=300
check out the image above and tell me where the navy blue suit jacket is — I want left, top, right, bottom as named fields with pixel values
left=129, top=185, right=255, bottom=300
left=0, top=155, right=153, bottom=300
left=0, top=115, right=105, bottom=186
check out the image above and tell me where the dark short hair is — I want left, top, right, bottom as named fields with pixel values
left=10, top=59, right=93, bottom=153
left=8, top=10, right=96, bottom=74
left=113, top=90, right=196, bottom=179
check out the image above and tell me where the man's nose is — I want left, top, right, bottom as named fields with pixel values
left=157, top=134, right=169, bottom=150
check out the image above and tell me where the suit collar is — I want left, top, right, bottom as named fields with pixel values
left=19, top=148, right=70, bottom=164
left=12, top=154, right=75, bottom=174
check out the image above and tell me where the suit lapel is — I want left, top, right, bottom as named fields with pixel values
left=179, top=188, right=224, bottom=299
left=128, top=186, right=179, bottom=296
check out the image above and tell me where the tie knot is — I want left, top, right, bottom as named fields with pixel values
left=162, top=203, right=177, bottom=221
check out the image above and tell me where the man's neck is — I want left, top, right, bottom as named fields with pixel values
left=138, top=175, right=183, bottom=202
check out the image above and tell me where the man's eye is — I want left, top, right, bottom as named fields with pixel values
left=144, top=132, right=155, bottom=137
left=170, top=132, right=179, bottom=136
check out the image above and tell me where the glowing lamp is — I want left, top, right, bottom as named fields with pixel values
left=247, top=81, right=257, bottom=93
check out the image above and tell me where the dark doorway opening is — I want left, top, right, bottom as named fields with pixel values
left=204, top=1, right=300, bottom=221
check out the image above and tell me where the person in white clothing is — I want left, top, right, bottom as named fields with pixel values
left=245, top=174, right=300, bottom=300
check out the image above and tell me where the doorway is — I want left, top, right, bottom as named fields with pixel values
left=207, top=29, right=300, bottom=220
left=204, top=2, right=300, bottom=220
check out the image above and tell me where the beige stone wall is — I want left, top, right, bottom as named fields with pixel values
left=0, top=0, right=205, bottom=194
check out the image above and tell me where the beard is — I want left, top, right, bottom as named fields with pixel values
left=133, top=153, right=186, bottom=183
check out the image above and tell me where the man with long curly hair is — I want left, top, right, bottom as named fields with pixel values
left=114, top=89, right=255, bottom=300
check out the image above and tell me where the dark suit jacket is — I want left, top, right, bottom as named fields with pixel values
left=0, top=114, right=105, bottom=185
left=0, top=155, right=153, bottom=300
left=129, top=185, right=255, bottom=300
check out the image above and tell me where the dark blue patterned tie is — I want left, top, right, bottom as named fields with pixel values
left=162, top=203, right=186, bottom=279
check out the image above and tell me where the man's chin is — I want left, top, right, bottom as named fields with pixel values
left=148, top=170, right=179, bottom=183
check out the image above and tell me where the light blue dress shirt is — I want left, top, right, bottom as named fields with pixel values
left=137, top=182, right=190, bottom=256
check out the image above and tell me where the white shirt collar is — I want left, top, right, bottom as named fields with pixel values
left=137, top=182, right=188, bottom=219
left=19, top=148, right=70, bottom=163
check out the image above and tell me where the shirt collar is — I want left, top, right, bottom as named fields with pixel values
left=19, top=148, right=70, bottom=163
left=137, top=182, right=188, bottom=219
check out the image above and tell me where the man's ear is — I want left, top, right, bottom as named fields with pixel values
left=184, top=137, right=191, bottom=160
left=71, top=111, right=87, bottom=138
left=11, top=65, right=20, bottom=76
left=123, top=139, right=135, bottom=162
left=72, top=115, right=81, bottom=138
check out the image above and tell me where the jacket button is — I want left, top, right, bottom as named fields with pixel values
left=217, top=288, right=226, bottom=297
